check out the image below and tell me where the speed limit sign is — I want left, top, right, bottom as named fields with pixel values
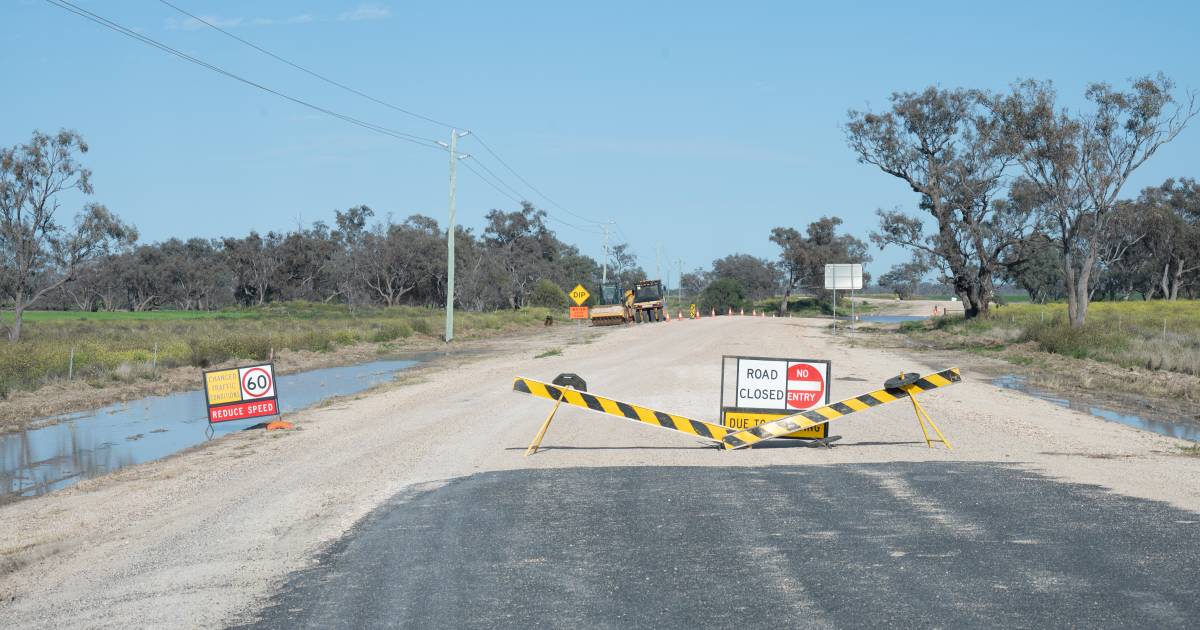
left=239, top=364, right=275, bottom=400
left=203, top=362, right=281, bottom=423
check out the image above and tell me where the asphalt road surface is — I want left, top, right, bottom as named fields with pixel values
left=239, top=462, right=1200, bottom=629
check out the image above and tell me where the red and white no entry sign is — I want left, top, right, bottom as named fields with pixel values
left=786, top=362, right=825, bottom=410
left=239, top=365, right=275, bottom=400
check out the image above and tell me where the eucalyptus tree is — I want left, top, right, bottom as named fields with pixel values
left=994, top=75, right=1196, bottom=324
left=0, top=130, right=134, bottom=340
left=846, top=88, right=1027, bottom=318
left=770, top=216, right=870, bottom=313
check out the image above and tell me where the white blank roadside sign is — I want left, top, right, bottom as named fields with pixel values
left=824, top=263, right=863, bottom=290
left=735, top=358, right=830, bottom=411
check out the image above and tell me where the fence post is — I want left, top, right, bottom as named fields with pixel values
left=152, top=342, right=158, bottom=373
left=68, top=347, right=75, bottom=381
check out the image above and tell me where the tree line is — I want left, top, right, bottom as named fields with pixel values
left=1, top=129, right=879, bottom=342
left=846, top=74, right=1197, bottom=326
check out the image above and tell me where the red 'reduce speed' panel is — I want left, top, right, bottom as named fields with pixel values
left=209, top=399, right=278, bottom=423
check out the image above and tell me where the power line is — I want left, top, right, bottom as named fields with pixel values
left=156, top=0, right=462, bottom=131
left=155, top=0, right=608, bottom=230
left=467, top=158, right=528, bottom=203
left=469, top=134, right=607, bottom=226
left=44, top=0, right=444, bottom=151
left=459, top=162, right=602, bottom=235
left=460, top=160, right=521, bottom=205
left=49, top=0, right=616, bottom=241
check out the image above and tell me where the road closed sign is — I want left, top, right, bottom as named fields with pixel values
left=723, top=355, right=831, bottom=439
left=203, top=362, right=280, bottom=423
left=734, top=358, right=829, bottom=411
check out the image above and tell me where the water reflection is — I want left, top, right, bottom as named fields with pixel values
left=1, top=359, right=418, bottom=501
left=992, top=374, right=1199, bottom=442
left=838, top=315, right=929, bottom=324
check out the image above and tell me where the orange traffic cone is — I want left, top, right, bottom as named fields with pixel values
left=665, top=310, right=671, bottom=321
left=712, top=308, right=716, bottom=318
left=740, top=308, right=745, bottom=316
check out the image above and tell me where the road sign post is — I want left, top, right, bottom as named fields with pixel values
left=824, top=264, right=863, bottom=332
left=569, top=284, right=591, bottom=340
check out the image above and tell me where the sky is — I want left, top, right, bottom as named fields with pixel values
left=3, top=0, right=1199, bottom=284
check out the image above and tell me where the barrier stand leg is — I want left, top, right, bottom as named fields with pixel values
left=904, top=386, right=952, bottom=450
left=525, top=389, right=567, bottom=456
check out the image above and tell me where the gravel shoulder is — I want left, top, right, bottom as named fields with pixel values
left=0, top=314, right=1197, bottom=628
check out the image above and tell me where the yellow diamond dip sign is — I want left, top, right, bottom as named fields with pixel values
left=569, top=284, right=590, bottom=306
left=203, top=362, right=280, bottom=424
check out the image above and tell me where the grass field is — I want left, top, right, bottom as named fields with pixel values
left=0, top=302, right=552, bottom=398
left=903, top=300, right=1200, bottom=376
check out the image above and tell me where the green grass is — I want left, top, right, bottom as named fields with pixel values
left=908, top=300, right=1200, bottom=376
left=534, top=348, right=563, bottom=359
left=0, top=302, right=552, bottom=398
left=1178, top=444, right=1200, bottom=458
left=11, top=309, right=262, bottom=322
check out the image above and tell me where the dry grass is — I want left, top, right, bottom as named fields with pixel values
left=908, top=300, right=1200, bottom=377
left=0, top=302, right=552, bottom=399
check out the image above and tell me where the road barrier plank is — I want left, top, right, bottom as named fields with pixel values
left=512, top=377, right=731, bottom=443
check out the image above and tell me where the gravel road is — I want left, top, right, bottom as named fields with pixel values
left=1, top=311, right=1196, bottom=628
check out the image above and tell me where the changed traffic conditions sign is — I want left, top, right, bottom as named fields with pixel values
left=203, top=362, right=280, bottom=424
left=722, top=355, right=831, bottom=439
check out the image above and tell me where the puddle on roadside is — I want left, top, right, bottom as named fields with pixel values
left=0, top=358, right=419, bottom=501
left=836, top=315, right=929, bottom=324
left=992, top=374, right=1200, bottom=442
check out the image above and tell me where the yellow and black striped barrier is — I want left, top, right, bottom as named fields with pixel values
left=512, top=368, right=961, bottom=452
left=512, top=377, right=731, bottom=448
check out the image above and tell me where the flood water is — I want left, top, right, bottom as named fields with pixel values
left=993, top=374, right=1200, bottom=443
left=0, top=358, right=419, bottom=501
left=853, top=315, right=929, bottom=324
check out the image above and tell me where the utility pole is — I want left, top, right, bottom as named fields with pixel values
left=677, top=258, right=684, bottom=307
left=439, top=129, right=469, bottom=343
left=656, top=244, right=662, bottom=281
left=601, top=220, right=611, bottom=285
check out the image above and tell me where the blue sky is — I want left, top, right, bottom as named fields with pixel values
left=3, top=1, right=1198, bottom=282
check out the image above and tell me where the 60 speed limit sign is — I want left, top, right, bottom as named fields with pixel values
left=203, top=362, right=280, bottom=423
left=239, top=365, right=275, bottom=399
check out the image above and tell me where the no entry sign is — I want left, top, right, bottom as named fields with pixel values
left=785, top=362, right=825, bottom=409
left=203, top=362, right=280, bottom=423
left=722, top=355, right=832, bottom=439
